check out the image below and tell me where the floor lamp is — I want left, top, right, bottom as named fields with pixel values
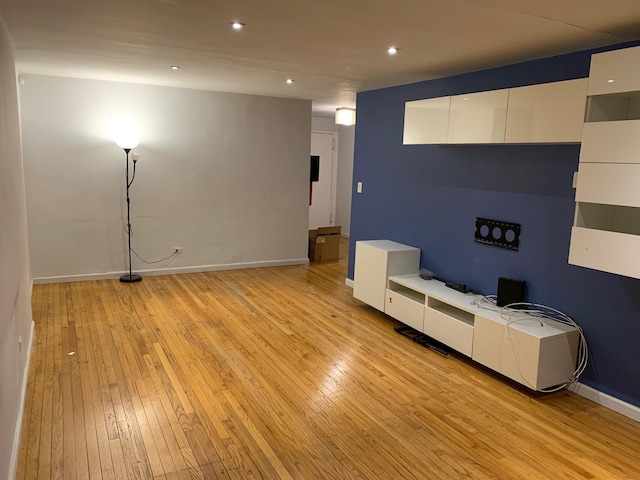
left=113, top=117, right=142, bottom=283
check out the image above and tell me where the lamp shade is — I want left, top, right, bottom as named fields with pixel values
left=335, top=107, right=356, bottom=126
left=110, top=115, right=140, bottom=149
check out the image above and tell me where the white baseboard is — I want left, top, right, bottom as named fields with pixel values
left=568, top=382, right=640, bottom=423
left=344, top=278, right=354, bottom=288
left=9, top=319, right=35, bottom=480
left=33, top=258, right=310, bottom=285
left=341, top=233, right=350, bottom=238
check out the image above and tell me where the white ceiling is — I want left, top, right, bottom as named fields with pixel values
left=1, top=0, right=640, bottom=117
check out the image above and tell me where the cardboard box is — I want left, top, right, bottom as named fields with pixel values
left=308, top=226, right=341, bottom=261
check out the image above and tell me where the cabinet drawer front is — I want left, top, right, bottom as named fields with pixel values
left=580, top=121, right=640, bottom=164
left=569, top=227, right=640, bottom=279
left=385, top=290, right=424, bottom=331
left=423, top=307, right=474, bottom=356
left=576, top=163, right=640, bottom=208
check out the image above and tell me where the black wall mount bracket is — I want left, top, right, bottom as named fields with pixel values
left=475, top=217, right=520, bottom=251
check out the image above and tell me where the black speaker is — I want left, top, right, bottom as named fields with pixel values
left=496, top=277, right=525, bottom=307
left=310, top=155, right=320, bottom=182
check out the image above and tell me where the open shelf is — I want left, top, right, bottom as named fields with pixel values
left=575, top=202, right=640, bottom=235
left=388, top=280, right=426, bottom=304
left=585, top=92, right=640, bottom=122
left=427, top=297, right=474, bottom=326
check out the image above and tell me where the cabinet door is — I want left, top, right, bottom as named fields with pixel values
left=576, top=163, right=640, bottom=208
left=423, top=304, right=474, bottom=357
left=385, top=289, right=424, bottom=331
left=504, top=79, right=587, bottom=143
left=403, top=97, right=451, bottom=144
left=353, top=243, right=389, bottom=311
left=580, top=120, right=640, bottom=163
left=447, top=90, right=508, bottom=144
left=588, top=45, right=640, bottom=96
left=569, top=226, right=640, bottom=279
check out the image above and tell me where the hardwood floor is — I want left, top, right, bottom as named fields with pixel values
left=17, top=237, right=640, bottom=479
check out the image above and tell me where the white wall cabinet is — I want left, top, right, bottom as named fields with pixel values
left=569, top=45, right=640, bottom=278
left=403, top=79, right=587, bottom=145
left=403, top=97, right=451, bottom=145
left=504, top=79, right=588, bottom=144
left=354, top=240, right=579, bottom=391
left=447, top=90, right=508, bottom=144
left=353, top=240, right=420, bottom=311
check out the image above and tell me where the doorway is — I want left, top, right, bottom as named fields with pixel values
left=309, top=131, right=337, bottom=229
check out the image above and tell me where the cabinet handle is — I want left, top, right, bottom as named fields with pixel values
left=389, top=297, right=393, bottom=303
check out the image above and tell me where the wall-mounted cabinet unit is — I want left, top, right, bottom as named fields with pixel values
left=353, top=240, right=579, bottom=391
left=447, top=90, right=508, bottom=144
left=569, top=45, right=640, bottom=278
left=403, top=79, right=587, bottom=145
left=403, top=97, right=451, bottom=144
left=504, top=79, right=588, bottom=143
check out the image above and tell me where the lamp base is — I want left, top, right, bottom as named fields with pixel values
left=119, top=273, right=142, bottom=283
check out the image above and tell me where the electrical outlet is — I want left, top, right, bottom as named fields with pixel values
left=174, top=247, right=183, bottom=254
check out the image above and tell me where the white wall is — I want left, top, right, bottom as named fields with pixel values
left=311, top=116, right=338, bottom=132
left=20, top=76, right=312, bottom=281
left=335, top=125, right=355, bottom=236
left=0, top=16, right=35, bottom=480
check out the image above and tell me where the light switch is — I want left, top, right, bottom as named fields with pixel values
left=357, top=181, right=363, bottom=193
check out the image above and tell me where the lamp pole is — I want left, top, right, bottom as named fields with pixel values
left=120, top=148, right=141, bottom=283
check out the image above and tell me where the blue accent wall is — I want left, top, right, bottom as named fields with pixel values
left=349, top=41, right=640, bottom=407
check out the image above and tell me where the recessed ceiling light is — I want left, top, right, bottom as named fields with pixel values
left=170, top=65, right=180, bottom=70
left=607, top=79, right=615, bottom=83
left=387, top=47, right=398, bottom=55
left=231, top=22, right=245, bottom=30
left=286, top=79, right=294, bottom=85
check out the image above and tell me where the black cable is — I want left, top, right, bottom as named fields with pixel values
left=131, top=248, right=178, bottom=264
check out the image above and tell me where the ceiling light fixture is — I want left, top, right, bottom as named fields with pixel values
left=387, top=47, right=398, bottom=55
left=607, top=79, right=615, bottom=83
left=335, top=107, right=356, bottom=126
left=231, top=22, right=245, bottom=30
left=170, top=65, right=180, bottom=70
left=286, top=78, right=294, bottom=85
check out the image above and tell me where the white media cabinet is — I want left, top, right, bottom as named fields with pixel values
left=354, top=240, right=579, bottom=391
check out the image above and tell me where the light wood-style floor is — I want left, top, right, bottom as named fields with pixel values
left=17, top=237, right=640, bottom=479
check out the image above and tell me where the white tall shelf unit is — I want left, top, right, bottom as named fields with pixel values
left=569, top=45, right=640, bottom=279
left=354, top=240, right=579, bottom=391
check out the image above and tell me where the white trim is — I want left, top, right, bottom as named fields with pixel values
left=345, top=278, right=354, bottom=288
left=9, top=319, right=35, bottom=480
left=341, top=233, right=350, bottom=238
left=568, top=382, right=640, bottom=423
left=33, top=258, right=310, bottom=285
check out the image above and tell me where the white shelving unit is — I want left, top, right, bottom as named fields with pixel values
left=569, top=45, right=640, bottom=278
left=353, top=241, right=579, bottom=391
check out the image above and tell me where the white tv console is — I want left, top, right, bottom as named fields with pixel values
left=354, top=240, right=579, bottom=391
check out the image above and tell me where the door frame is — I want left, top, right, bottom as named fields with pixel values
left=311, top=130, right=339, bottom=225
